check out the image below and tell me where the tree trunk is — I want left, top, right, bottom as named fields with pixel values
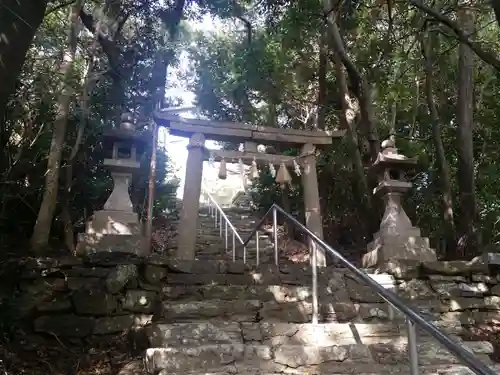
left=323, top=5, right=380, bottom=161
left=144, top=0, right=186, bottom=252
left=61, top=17, right=103, bottom=252
left=30, top=0, right=84, bottom=252
left=324, top=7, right=380, bottom=235
left=79, top=2, right=126, bottom=124
left=0, top=0, right=48, bottom=123
left=455, top=7, right=479, bottom=259
left=61, top=56, right=99, bottom=252
left=316, top=27, right=327, bottom=130
left=332, top=53, right=371, bottom=239
left=144, top=121, right=158, bottom=253
left=421, top=33, right=457, bottom=259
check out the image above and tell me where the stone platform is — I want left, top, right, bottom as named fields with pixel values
left=7, top=254, right=500, bottom=333
left=4, top=205, right=500, bottom=374
left=2, top=252, right=499, bottom=374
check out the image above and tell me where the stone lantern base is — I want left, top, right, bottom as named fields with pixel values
left=362, top=227, right=437, bottom=268
left=76, top=210, right=145, bottom=256
left=76, top=233, right=144, bottom=255
left=363, top=137, right=438, bottom=269
left=87, top=210, right=141, bottom=235
left=75, top=113, right=149, bottom=256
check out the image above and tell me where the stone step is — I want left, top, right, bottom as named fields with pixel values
left=196, top=233, right=273, bottom=246
left=198, top=213, right=257, bottom=221
left=145, top=364, right=500, bottom=375
left=192, top=219, right=257, bottom=226
left=192, top=256, right=281, bottom=265
left=143, top=322, right=468, bottom=348
left=198, top=207, right=253, bottom=214
left=195, top=247, right=277, bottom=256
left=144, top=341, right=493, bottom=374
left=165, top=245, right=274, bottom=260
left=163, top=271, right=320, bottom=286
left=147, top=260, right=493, bottom=323
left=160, top=299, right=262, bottom=322
left=193, top=254, right=310, bottom=266
left=197, top=223, right=260, bottom=231
left=193, top=255, right=278, bottom=264
left=221, top=207, right=256, bottom=214
left=157, top=297, right=456, bottom=324
left=192, top=254, right=278, bottom=264
left=143, top=259, right=332, bottom=277
left=198, top=219, right=260, bottom=227
left=197, top=215, right=259, bottom=223
left=171, top=243, right=274, bottom=259
left=158, top=280, right=484, bottom=324
left=161, top=284, right=362, bottom=302
left=161, top=263, right=368, bottom=285
left=196, top=230, right=268, bottom=239
left=197, top=228, right=264, bottom=235
left=194, top=248, right=276, bottom=259
left=220, top=218, right=257, bottom=224
left=195, top=229, right=266, bottom=239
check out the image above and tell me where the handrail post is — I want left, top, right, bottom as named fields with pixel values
left=272, top=207, right=278, bottom=266
left=256, top=231, right=260, bottom=266
left=201, top=183, right=244, bottom=264
left=225, top=221, right=228, bottom=250
left=311, top=242, right=319, bottom=324
left=407, top=318, right=420, bottom=375
left=225, top=203, right=496, bottom=375
left=232, top=231, right=236, bottom=262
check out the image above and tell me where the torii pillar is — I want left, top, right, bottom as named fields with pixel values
left=300, top=143, right=326, bottom=267
left=177, top=133, right=205, bottom=259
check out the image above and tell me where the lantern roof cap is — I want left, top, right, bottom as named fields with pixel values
left=372, top=136, right=417, bottom=171
left=102, top=128, right=151, bottom=143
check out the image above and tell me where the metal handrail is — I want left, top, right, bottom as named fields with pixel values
left=236, top=203, right=496, bottom=375
left=200, top=183, right=246, bottom=262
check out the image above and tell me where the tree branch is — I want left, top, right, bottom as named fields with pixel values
left=491, top=0, right=500, bottom=29
left=158, top=0, right=186, bottom=36
left=114, top=12, right=131, bottom=39
left=408, top=0, right=500, bottom=71
left=235, top=15, right=252, bottom=44
left=325, top=19, right=361, bottom=97
left=79, top=10, right=121, bottom=72
left=324, top=4, right=379, bottom=159
left=45, top=0, right=76, bottom=15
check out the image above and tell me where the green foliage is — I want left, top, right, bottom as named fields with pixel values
left=184, top=0, right=500, bottom=255
left=5, top=0, right=500, bottom=258
left=0, top=0, right=191, bottom=250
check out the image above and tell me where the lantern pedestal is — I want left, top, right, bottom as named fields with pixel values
left=362, top=140, right=436, bottom=268
left=77, top=114, right=148, bottom=256
left=363, top=186, right=436, bottom=268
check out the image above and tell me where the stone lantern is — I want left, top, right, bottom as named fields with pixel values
left=77, top=113, right=149, bottom=255
left=362, top=137, right=437, bottom=268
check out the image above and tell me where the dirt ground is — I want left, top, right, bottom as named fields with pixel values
left=464, top=325, right=500, bottom=362
left=0, top=330, right=144, bottom=375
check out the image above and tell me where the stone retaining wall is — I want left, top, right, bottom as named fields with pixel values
left=4, top=253, right=341, bottom=338
left=381, top=258, right=500, bottom=325
left=3, top=253, right=500, bottom=341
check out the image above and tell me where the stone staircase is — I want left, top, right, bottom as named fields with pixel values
left=141, top=205, right=497, bottom=375
left=194, top=206, right=275, bottom=262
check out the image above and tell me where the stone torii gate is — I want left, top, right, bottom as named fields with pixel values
left=154, top=112, right=345, bottom=266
